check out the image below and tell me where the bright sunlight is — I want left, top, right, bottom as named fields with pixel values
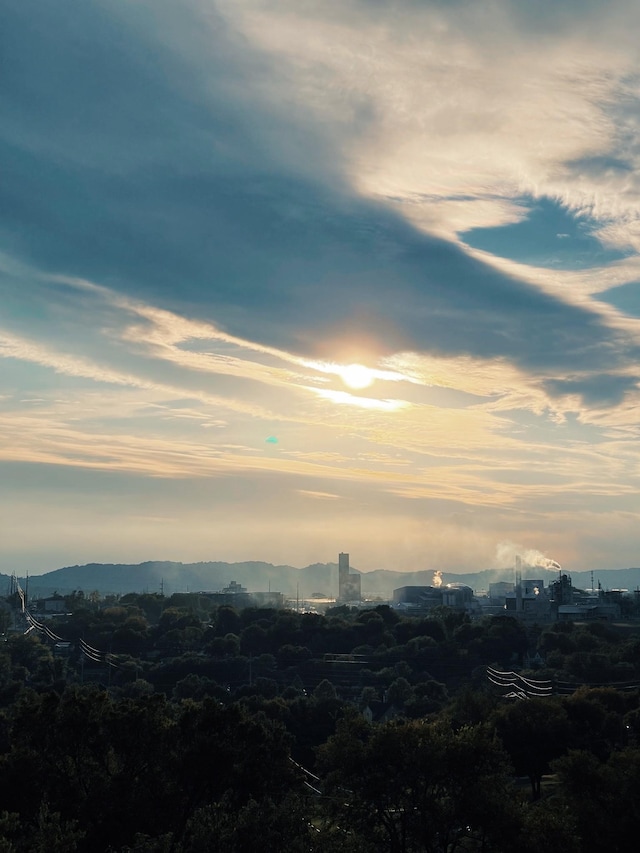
left=339, top=363, right=375, bottom=389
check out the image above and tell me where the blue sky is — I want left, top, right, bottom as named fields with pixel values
left=2, top=0, right=640, bottom=576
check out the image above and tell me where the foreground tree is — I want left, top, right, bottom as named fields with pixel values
left=551, top=746, right=640, bottom=853
left=317, top=714, right=520, bottom=852
left=0, top=687, right=311, bottom=852
left=492, top=697, right=571, bottom=799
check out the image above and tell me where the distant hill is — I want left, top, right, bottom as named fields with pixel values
left=2, top=561, right=639, bottom=602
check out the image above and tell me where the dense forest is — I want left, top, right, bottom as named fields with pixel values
left=1, top=591, right=640, bottom=851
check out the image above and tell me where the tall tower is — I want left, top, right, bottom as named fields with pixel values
left=338, top=552, right=361, bottom=602
left=338, top=552, right=349, bottom=600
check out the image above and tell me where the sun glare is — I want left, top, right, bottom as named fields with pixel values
left=340, top=363, right=374, bottom=389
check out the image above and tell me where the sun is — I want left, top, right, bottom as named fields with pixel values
left=339, top=363, right=374, bottom=390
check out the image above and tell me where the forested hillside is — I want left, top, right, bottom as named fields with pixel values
left=1, top=593, right=640, bottom=851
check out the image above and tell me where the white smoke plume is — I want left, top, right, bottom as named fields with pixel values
left=433, top=570, right=443, bottom=587
left=495, top=541, right=561, bottom=573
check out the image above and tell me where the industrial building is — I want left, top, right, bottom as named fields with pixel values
left=393, top=583, right=475, bottom=613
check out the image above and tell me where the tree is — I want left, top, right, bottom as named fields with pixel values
left=239, top=623, right=268, bottom=656
left=318, top=715, right=521, bottom=852
left=493, top=697, right=570, bottom=799
left=385, top=676, right=413, bottom=707
left=562, top=686, right=627, bottom=759
left=426, top=606, right=467, bottom=642
left=405, top=679, right=449, bottom=718
left=0, top=605, right=13, bottom=636
left=214, top=605, right=242, bottom=637
left=355, top=611, right=386, bottom=646
left=549, top=747, right=640, bottom=853
left=481, top=615, right=529, bottom=666
left=7, top=635, right=56, bottom=687
left=168, top=699, right=300, bottom=846
left=0, top=803, right=84, bottom=852
left=313, top=679, right=337, bottom=703
left=180, top=793, right=319, bottom=853
left=359, top=686, right=378, bottom=708
left=0, top=687, right=304, bottom=852
left=120, top=593, right=164, bottom=623
left=157, top=607, right=201, bottom=634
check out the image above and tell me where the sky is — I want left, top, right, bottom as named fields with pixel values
left=2, top=0, right=640, bottom=576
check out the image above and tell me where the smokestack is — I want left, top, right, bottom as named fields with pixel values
left=515, top=556, right=522, bottom=612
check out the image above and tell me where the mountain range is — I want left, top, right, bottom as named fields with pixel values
left=3, top=561, right=640, bottom=602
